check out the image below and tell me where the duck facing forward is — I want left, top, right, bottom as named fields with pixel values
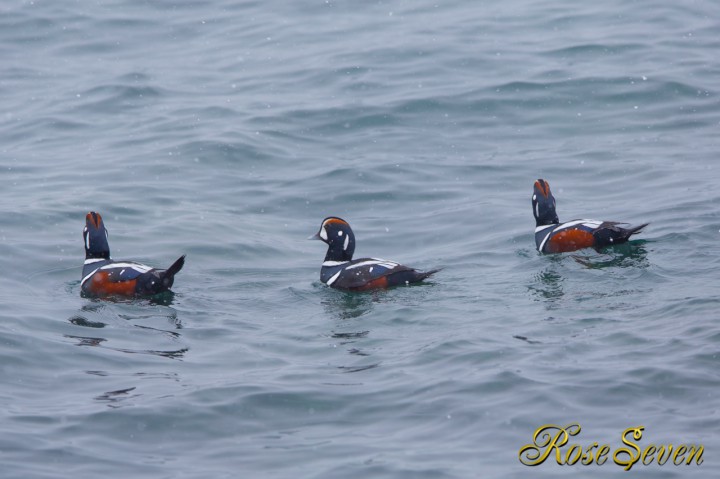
left=310, top=216, right=439, bottom=291
left=81, top=212, right=185, bottom=297
left=532, top=179, right=648, bottom=254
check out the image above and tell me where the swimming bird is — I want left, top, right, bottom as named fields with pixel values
left=81, top=211, right=185, bottom=297
left=310, top=216, right=439, bottom=291
left=532, top=179, right=648, bottom=254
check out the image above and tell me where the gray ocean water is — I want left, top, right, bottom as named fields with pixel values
left=1, top=1, right=719, bottom=477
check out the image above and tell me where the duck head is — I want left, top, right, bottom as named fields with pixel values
left=83, top=211, right=110, bottom=260
left=532, top=179, right=560, bottom=227
left=309, top=216, right=356, bottom=262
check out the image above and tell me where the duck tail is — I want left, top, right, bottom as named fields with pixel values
left=625, top=223, right=649, bottom=238
left=166, top=255, right=186, bottom=277
left=160, top=255, right=186, bottom=288
left=418, top=268, right=442, bottom=280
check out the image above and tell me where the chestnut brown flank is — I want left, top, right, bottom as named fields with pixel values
left=352, top=276, right=389, bottom=291
left=88, top=271, right=137, bottom=296
left=547, top=228, right=595, bottom=253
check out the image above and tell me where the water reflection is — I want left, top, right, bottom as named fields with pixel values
left=331, top=330, right=369, bottom=344
left=320, top=291, right=379, bottom=320
left=68, top=299, right=182, bottom=330
left=513, top=335, right=542, bottom=344
left=527, top=241, right=650, bottom=306
left=69, top=315, right=106, bottom=328
left=66, top=334, right=107, bottom=347
left=336, top=363, right=380, bottom=373
left=529, top=267, right=566, bottom=303
left=94, top=386, right=139, bottom=408
left=64, top=334, right=188, bottom=359
left=574, top=241, right=649, bottom=269
left=78, top=290, right=177, bottom=306
left=332, top=331, right=372, bottom=363
left=86, top=371, right=180, bottom=408
left=320, top=290, right=383, bottom=376
left=146, top=291, right=177, bottom=306
left=66, top=298, right=186, bottom=359
left=527, top=255, right=566, bottom=305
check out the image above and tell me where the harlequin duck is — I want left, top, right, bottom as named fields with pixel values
left=81, top=212, right=185, bottom=297
left=309, top=216, right=439, bottom=291
left=532, top=179, right=648, bottom=254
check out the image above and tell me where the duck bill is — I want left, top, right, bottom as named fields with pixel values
left=308, top=232, right=322, bottom=240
